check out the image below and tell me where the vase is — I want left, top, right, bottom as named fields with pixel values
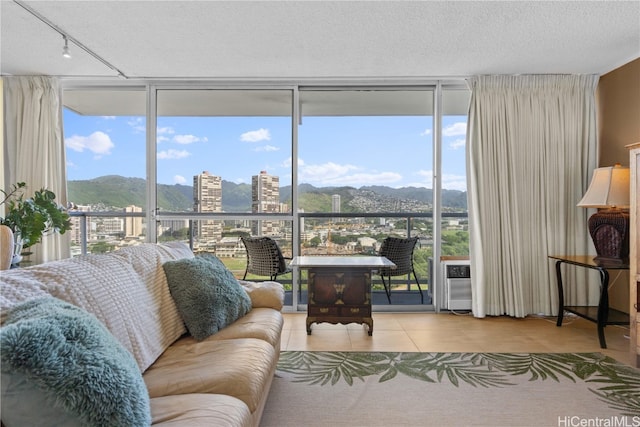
left=11, top=231, right=23, bottom=267
left=1, top=225, right=15, bottom=270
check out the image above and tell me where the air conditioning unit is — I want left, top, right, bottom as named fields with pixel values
left=441, top=261, right=472, bottom=311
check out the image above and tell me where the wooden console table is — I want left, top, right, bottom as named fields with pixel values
left=549, top=255, right=629, bottom=348
left=290, top=256, right=395, bottom=336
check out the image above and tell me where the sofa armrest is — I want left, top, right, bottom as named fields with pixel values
left=238, top=280, right=284, bottom=310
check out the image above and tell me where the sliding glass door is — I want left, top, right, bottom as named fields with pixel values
left=296, top=88, right=435, bottom=306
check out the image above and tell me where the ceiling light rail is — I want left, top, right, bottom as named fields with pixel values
left=13, top=0, right=127, bottom=79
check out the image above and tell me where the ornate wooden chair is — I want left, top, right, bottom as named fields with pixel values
left=378, top=236, right=423, bottom=304
left=240, top=236, right=292, bottom=281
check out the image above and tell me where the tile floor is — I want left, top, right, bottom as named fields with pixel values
left=280, top=311, right=633, bottom=367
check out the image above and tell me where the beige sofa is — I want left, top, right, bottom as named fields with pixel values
left=0, top=242, right=284, bottom=426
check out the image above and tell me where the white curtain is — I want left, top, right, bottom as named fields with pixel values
left=466, top=75, right=599, bottom=318
left=3, top=76, right=70, bottom=264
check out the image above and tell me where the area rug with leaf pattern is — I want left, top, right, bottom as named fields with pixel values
left=260, top=351, right=640, bottom=427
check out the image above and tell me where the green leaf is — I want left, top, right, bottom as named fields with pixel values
left=0, top=184, right=70, bottom=249
left=275, top=350, right=640, bottom=416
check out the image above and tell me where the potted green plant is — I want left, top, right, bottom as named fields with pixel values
left=1, top=182, right=71, bottom=265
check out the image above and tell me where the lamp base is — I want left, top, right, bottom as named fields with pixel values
left=587, top=208, right=630, bottom=265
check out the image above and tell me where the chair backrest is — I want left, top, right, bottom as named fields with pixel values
left=241, top=236, right=288, bottom=277
left=378, top=236, right=418, bottom=276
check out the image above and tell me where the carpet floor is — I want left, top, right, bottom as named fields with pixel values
left=260, top=351, right=640, bottom=427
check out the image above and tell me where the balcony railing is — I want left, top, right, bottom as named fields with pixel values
left=68, top=210, right=468, bottom=308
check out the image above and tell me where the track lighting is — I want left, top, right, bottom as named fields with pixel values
left=62, top=35, right=71, bottom=59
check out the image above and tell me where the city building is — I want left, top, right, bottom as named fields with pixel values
left=252, top=171, right=280, bottom=236
left=332, top=194, right=341, bottom=222
left=68, top=205, right=92, bottom=245
left=193, top=171, right=222, bottom=243
left=99, top=217, right=124, bottom=238
left=124, top=205, right=143, bottom=238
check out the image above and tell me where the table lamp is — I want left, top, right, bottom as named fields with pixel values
left=577, top=163, right=630, bottom=264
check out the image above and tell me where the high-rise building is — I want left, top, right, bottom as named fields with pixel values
left=252, top=170, right=280, bottom=236
left=332, top=194, right=341, bottom=222
left=332, top=194, right=341, bottom=213
left=193, top=171, right=223, bottom=242
left=69, top=205, right=92, bottom=245
left=124, top=205, right=143, bottom=238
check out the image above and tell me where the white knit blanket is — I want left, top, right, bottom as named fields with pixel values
left=0, top=242, right=194, bottom=372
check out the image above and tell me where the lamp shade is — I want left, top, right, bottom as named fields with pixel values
left=577, top=164, right=630, bottom=209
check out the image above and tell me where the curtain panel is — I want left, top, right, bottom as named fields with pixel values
left=3, top=76, right=70, bottom=264
left=466, top=75, right=599, bottom=318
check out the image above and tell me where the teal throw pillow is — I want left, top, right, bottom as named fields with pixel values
left=0, top=297, right=151, bottom=427
left=162, top=255, right=252, bottom=341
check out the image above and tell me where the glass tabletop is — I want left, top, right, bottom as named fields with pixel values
left=290, top=255, right=396, bottom=269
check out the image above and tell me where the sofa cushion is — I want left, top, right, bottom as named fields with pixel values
left=151, top=394, right=252, bottom=427
left=173, top=308, right=283, bottom=350
left=162, top=256, right=252, bottom=341
left=144, top=338, right=276, bottom=413
left=238, top=280, right=285, bottom=310
left=0, top=297, right=151, bottom=427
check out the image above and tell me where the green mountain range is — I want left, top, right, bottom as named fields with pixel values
left=67, top=175, right=467, bottom=212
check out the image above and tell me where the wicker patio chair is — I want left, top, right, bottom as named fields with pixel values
left=241, top=236, right=292, bottom=281
left=378, top=236, right=423, bottom=304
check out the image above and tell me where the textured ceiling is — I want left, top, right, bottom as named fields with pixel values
left=1, top=0, right=639, bottom=81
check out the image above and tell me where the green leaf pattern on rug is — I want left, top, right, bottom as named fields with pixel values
left=276, top=351, right=640, bottom=416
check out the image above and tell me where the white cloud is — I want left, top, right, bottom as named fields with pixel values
left=326, top=172, right=402, bottom=186
left=300, top=161, right=357, bottom=182
left=157, top=126, right=175, bottom=135
left=299, top=161, right=402, bottom=186
left=101, top=116, right=116, bottom=120
left=442, top=173, right=467, bottom=191
left=127, top=118, right=145, bottom=133
left=157, top=136, right=170, bottom=143
left=281, top=157, right=298, bottom=168
left=416, top=169, right=433, bottom=180
left=409, top=170, right=465, bottom=190
left=173, top=175, right=187, bottom=184
left=442, top=122, right=467, bottom=137
left=240, top=128, right=271, bottom=142
left=449, top=138, right=466, bottom=150
left=254, top=145, right=279, bottom=152
left=157, top=149, right=191, bottom=160
left=405, top=170, right=433, bottom=188
left=173, top=134, right=208, bottom=145
left=65, top=131, right=114, bottom=155
left=420, top=129, right=432, bottom=136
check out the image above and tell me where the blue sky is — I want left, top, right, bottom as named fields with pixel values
left=64, top=110, right=468, bottom=191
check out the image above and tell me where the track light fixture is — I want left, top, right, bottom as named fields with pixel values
left=62, top=35, right=71, bottom=59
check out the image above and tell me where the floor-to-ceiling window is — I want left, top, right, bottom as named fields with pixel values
left=153, top=88, right=294, bottom=283
left=63, top=88, right=147, bottom=256
left=62, top=82, right=470, bottom=312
